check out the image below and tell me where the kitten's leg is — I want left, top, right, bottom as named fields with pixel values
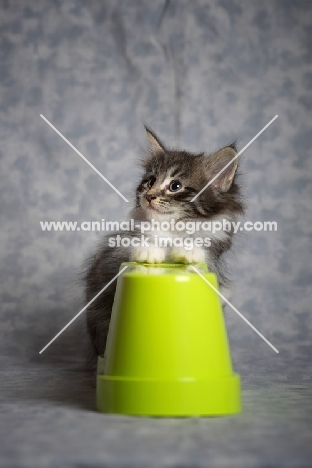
left=170, top=246, right=206, bottom=264
left=219, top=284, right=233, bottom=305
left=130, top=245, right=166, bottom=263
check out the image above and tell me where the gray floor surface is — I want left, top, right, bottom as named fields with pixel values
left=1, top=363, right=311, bottom=468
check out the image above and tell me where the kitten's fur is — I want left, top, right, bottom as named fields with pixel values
left=84, top=128, right=244, bottom=366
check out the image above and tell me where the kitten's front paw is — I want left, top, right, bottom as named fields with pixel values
left=130, top=246, right=166, bottom=264
left=171, top=247, right=206, bottom=264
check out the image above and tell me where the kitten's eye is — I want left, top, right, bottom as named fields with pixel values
left=169, top=180, right=182, bottom=192
left=148, top=176, right=156, bottom=188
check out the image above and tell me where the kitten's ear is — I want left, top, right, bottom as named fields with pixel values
left=144, top=126, right=166, bottom=153
left=206, top=146, right=238, bottom=192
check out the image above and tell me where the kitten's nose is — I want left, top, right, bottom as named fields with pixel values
left=145, top=193, right=157, bottom=203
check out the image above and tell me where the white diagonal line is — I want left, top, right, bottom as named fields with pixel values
left=40, top=114, right=129, bottom=202
left=39, top=266, right=128, bottom=354
left=190, top=266, right=279, bottom=353
left=191, top=115, right=278, bottom=202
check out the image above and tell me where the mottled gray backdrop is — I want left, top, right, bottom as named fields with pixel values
left=0, top=1, right=311, bottom=467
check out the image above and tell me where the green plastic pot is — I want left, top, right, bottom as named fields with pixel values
left=96, top=262, right=241, bottom=416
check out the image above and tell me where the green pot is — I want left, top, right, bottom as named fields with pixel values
left=96, top=262, right=241, bottom=416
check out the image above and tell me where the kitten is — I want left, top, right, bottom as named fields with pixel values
left=84, top=127, right=244, bottom=365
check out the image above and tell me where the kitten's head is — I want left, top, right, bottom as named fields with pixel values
left=134, top=127, right=244, bottom=221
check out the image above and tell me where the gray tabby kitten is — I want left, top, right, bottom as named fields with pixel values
left=84, top=127, right=244, bottom=364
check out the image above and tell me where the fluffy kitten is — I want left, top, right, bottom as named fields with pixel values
left=84, top=127, right=244, bottom=364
